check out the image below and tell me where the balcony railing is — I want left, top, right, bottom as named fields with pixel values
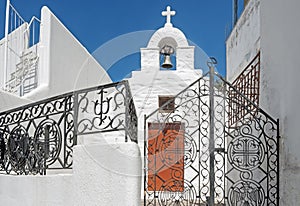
left=0, top=80, right=137, bottom=175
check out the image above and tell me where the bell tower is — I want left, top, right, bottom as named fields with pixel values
left=128, top=5, right=202, bottom=150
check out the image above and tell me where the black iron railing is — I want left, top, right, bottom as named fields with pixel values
left=0, top=80, right=137, bottom=175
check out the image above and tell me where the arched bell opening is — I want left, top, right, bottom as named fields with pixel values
left=157, top=37, right=178, bottom=71
left=160, top=45, right=176, bottom=70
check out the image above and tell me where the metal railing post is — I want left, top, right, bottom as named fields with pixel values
left=144, top=114, right=147, bottom=206
left=43, top=125, right=50, bottom=175
left=73, top=93, right=78, bottom=146
left=125, top=82, right=129, bottom=142
left=3, top=0, right=10, bottom=87
left=208, top=59, right=216, bottom=206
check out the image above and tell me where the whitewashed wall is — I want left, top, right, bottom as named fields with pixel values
left=260, top=0, right=300, bottom=204
left=226, top=0, right=261, bottom=82
left=0, top=174, right=73, bottom=206
left=0, top=90, right=31, bottom=112
left=0, top=142, right=141, bottom=206
left=73, top=143, right=141, bottom=206
left=227, top=0, right=300, bottom=204
left=25, top=6, right=112, bottom=101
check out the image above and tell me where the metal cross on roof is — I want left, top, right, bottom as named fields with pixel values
left=162, top=6, right=176, bottom=26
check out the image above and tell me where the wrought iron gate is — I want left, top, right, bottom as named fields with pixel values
left=144, top=61, right=279, bottom=205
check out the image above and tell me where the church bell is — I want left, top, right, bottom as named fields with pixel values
left=161, top=54, right=173, bottom=69
left=160, top=45, right=174, bottom=69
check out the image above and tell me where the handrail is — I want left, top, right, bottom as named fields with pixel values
left=23, top=16, right=41, bottom=34
left=24, top=16, right=41, bottom=47
left=9, top=4, right=25, bottom=24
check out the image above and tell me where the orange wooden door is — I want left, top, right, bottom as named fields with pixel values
left=148, top=123, right=184, bottom=192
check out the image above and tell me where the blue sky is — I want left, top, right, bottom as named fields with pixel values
left=0, top=0, right=245, bottom=81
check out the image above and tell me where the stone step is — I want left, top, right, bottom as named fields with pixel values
left=141, top=200, right=225, bottom=206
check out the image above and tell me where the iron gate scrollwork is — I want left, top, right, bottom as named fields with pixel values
left=144, top=62, right=279, bottom=205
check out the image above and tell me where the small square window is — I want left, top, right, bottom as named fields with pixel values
left=158, top=96, right=175, bottom=113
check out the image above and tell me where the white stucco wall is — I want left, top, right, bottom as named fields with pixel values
left=227, top=0, right=300, bottom=204
left=0, top=174, right=73, bottom=206
left=0, top=142, right=141, bottom=206
left=25, top=6, right=111, bottom=101
left=176, top=47, right=195, bottom=71
left=140, top=48, right=160, bottom=72
left=226, top=0, right=260, bottom=82
left=73, top=143, right=142, bottom=206
left=0, top=90, right=31, bottom=112
left=260, top=0, right=300, bottom=204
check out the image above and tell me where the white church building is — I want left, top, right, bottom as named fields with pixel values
left=0, top=0, right=297, bottom=205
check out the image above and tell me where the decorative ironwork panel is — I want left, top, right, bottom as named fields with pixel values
left=75, top=81, right=137, bottom=143
left=0, top=80, right=137, bottom=175
left=229, top=52, right=260, bottom=126
left=224, top=110, right=279, bottom=206
left=217, top=70, right=279, bottom=206
left=0, top=94, right=74, bottom=174
left=144, top=64, right=279, bottom=205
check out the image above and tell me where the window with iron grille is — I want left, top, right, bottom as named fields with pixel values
left=229, top=52, right=260, bottom=126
